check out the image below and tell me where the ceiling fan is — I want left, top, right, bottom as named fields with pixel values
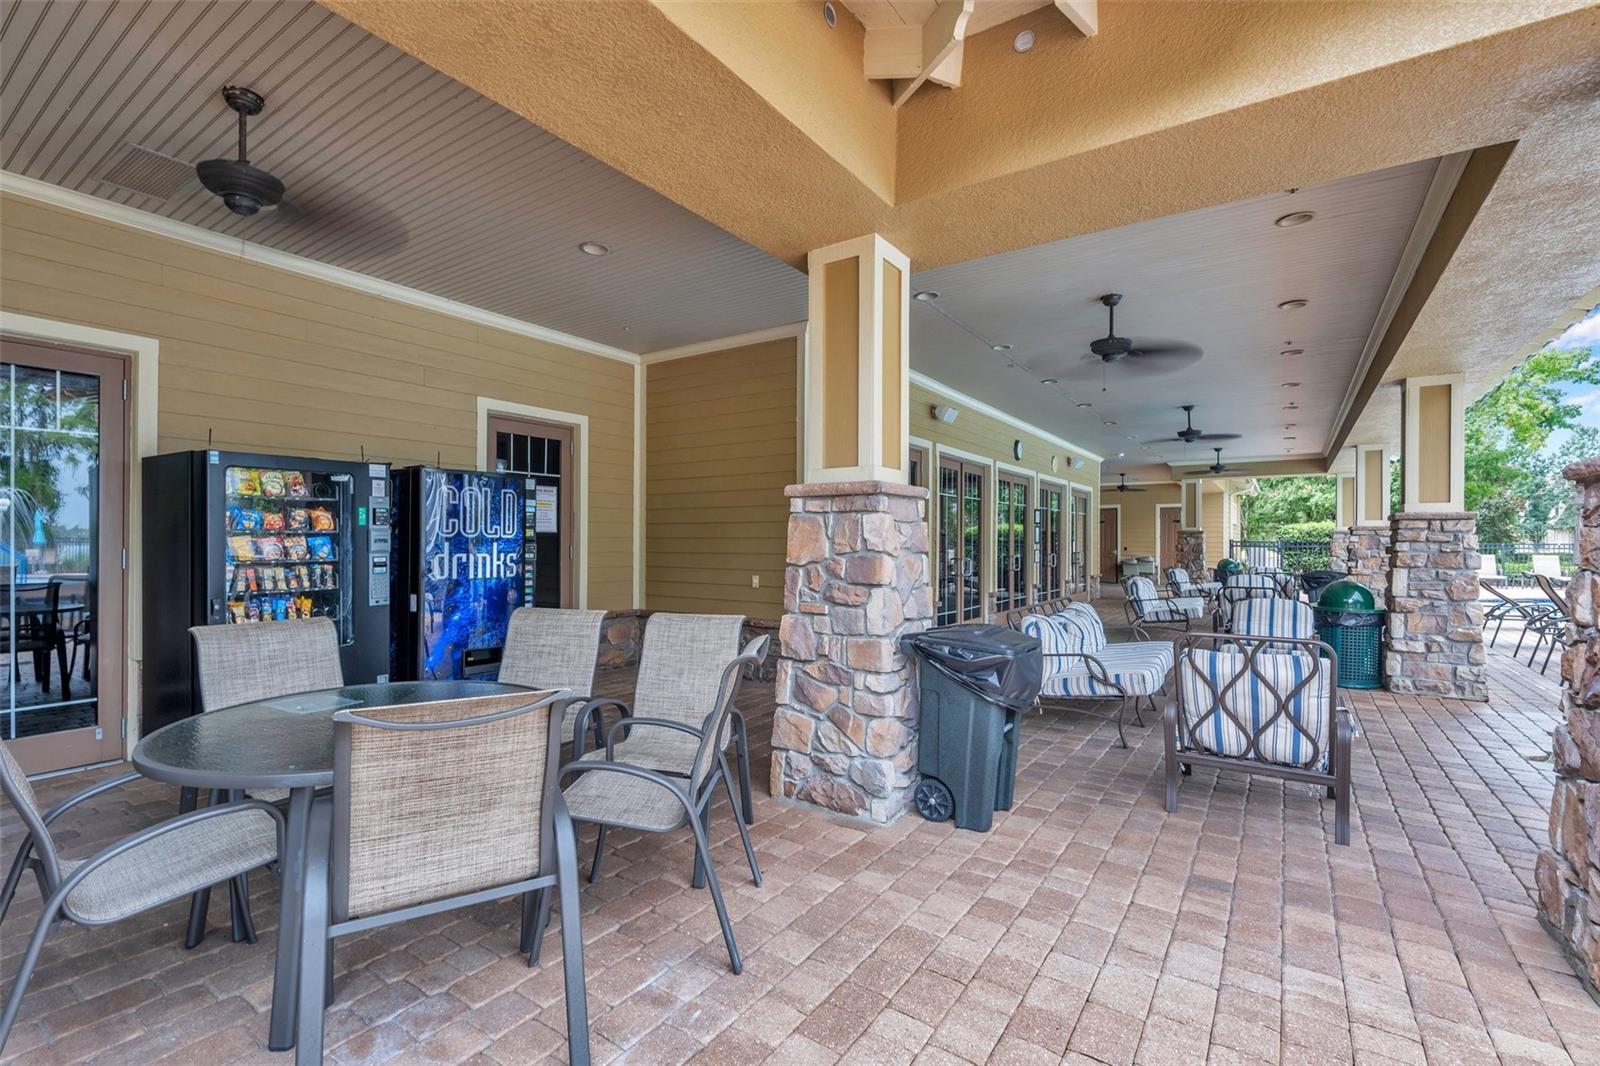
left=1107, top=473, right=1146, bottom=493
left=197, top=87, right=295, bottom=219
left=1083, top=294, right=1203, bottom=387
left=1182, top=448, right=1248, bottom=476
left=1144, top=404, right=1241, bottom=446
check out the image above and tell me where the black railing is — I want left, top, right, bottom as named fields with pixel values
left=1480, top=541, right=1575, bottom=579
left=1229, top=539, right=1333, bottom=573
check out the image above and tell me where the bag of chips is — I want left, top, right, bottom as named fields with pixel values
left=228, top=536, right=256, bottom=561
left=246, top=599, right=262, bottom=622
left=227, top=468, right=261, bottom=496
left=227, top=601, right=246, bottom=624
left=262, top=511, right=285, bottom=532
left=285, top=471, right=309, bottom=498
left=260, top=470, right=287, bottom=497
left=308, top=507, right=335, bottom=532
left=287, top=508, right=310, bottom=532
left=272, top=595, right=289, bottom=621
left=283, top=535, right=309, bottom=561
left=320, top=563, right=336, bottom=588
left=296, top=595, right=313, bottom=618
left=307, top=535, right=334, bottom=561
left=258, top=537, right=285, bottom=560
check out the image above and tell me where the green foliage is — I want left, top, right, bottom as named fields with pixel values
left=1239, top=476, right=1335, bottom=540
left=1277, top=520, right=1337, bottom=541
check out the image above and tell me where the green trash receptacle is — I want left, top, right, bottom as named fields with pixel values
left=900, top=624, right=1041, bottom=832
left=1314, top=578, right=1385, bottom=689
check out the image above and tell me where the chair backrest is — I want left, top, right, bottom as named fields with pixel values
left=1532, top=554, right=1562, bottom=578
left=190, top=617, right=344, bottom=711
left=1022, top=602, right=1105, bottom=659
left=0, top=741, right=61, bottom=888
left=633, top=613, right=745, bottom=726
left=686, top=635, right=770, bottom=794
left=1232, top=597, right=1316, bottom=647
left=1166, top=567, right=1195, bottom=592
left=331, top=688, right=566, bottom=921
left=1226, top=572, right=1279, bottom=589
left=1478, top=554, right=1499, bottom=579
left=498, top=608, right=606, bottom=697
left=1534, top=573, right=1570, bottom=616
left=1176, top=633, right=1336, bottom=769
left=1125, top=575, right=1159, bottom=604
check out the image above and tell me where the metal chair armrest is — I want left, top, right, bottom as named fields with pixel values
left=603, top=716, right=704, bottom=758
left=556, top=759, right=701, bottom=821
left=571, top=697, right=633, bottom=760
left=39, top=771, right=143, bottom=826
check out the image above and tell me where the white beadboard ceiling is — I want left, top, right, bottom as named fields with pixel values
left=907, top=157, right=1445, bottom=480
left=0, top=0, right=806, bottom=353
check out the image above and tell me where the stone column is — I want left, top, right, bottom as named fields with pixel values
left=1537, top=457, right=1600, bottom=1001
left=1329, top=527, right=1352, bottom=574
left=1383, top=511, right=1487, bottom=700
left=772, top=481, right=933, bottom=824
left=1176, top=529, right=1205, bottom=578
left=1345, top=527, right=1393, bottom=592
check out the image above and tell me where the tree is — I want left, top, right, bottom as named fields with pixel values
left=1240, top=476, right=1336, bottom=540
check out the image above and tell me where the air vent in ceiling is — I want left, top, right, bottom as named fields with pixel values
left=96, top=144, right=194, bottom=200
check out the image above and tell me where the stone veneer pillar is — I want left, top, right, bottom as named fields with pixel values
left=1176, top=529, right=1205, bottom=579
left=1345, top=526, right=1393, bottom=592
left=772, top=481, right=933, bottom=824
left=1537, top=458, right=1600, bottom=1002
left=1382, top=512, right=1486, bottom=699
left=1328, top=528, right=1352, bottom=574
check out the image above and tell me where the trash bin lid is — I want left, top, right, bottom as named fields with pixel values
left=1216, top=558, right=1245, bottom=575
left=1317, top=577, right=1377, bottom=611
left=901, top=624, right=1042, bottom=712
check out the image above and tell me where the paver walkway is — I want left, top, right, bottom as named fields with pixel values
left=2, top=614, right=1596, bottom=1064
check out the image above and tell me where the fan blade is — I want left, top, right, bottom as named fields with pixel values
left=1192, top=432, right=1242, bottom=441
left=263, top=199, right=303, bottom=224
left=1120, top=346, right=1203, bottom=373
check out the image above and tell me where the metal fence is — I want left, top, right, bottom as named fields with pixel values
left=1229, top=539, right=1333, bottom=573
left=1480, top=541, right=1575, bottom=578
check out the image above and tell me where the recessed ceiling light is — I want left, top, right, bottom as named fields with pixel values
left=1283, top=423, right=1297, bottom=429
left=1278, top=299, right=1309, bottom=311
left=1283, top=404, right=1299, bottom=410
left=1076, top=401, right=1092, bottom=408
left=1284, top=436, right=1297, bottom=440
left=578, top=241, right=609, bottom=256
left=992, top=343, right=1012, bottom=351
left=1103, top=419, right=1117, bottom=426
left=1284, top=448, right=1293, bottom=453
left=1041, top=378, right=1058, bottom=385
left=1280, top=348, right=1304, bottom=357
left=1275, top=211, right=1316, bottom=228
left=1124, top=434, right=1136, bottom=441
left=1281, top=382, right=1301, bottom=388
left=913, top=290, right=939, bottom=302
left=1013, top=29, right=1036, bottom=52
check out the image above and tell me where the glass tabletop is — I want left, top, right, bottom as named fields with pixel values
left=132, top=680, right=532, bottom=791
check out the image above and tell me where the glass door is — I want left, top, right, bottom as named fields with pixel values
left=936, top=457, right=985, bottom=624
left=1070, top=489, right=1090, bottom=593
left=1039, top=482, right=1065, bottom=598
left=995, top=472, right=1029, bottom=613
left=1, top=339, right=126, bottom=772
left=489, top=416, right=575, bottom=608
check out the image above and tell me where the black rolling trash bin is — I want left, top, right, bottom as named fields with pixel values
left=900, top=624, right=1042, bottom=832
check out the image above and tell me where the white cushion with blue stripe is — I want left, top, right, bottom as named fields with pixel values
left=1167, top=567, right=1221, bottom=596
left=1041, top=641, right=1174, bottom=698
left=1127, top=576, right=1204, bottom=622
left=1177, top=648, right=1331, bottom=768
left=1232, top=597, right=1316, bottom=648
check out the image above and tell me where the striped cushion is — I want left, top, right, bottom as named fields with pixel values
left=1177, top=648, right=1331, bottom=768
left=1058, top=603, right=1107, bottom=652
left=1224, top=573, right=1280, bottom=590
left=1042, top=640, right=1173, bottom=698
left=1233, top=597, right=1315, bottom=647
left=1168, top=568, right=1220, bottom=596
left=1023, top=604, right=1105, bottom=657
left=1139, top=596, right=1205, bottom=622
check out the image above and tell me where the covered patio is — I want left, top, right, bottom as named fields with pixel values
left=3, top=606, right=1592, bottom=1066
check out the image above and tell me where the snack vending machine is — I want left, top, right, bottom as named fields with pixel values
left=141, top=450, right=392, bottom=733
left=389, top=466, right=524, bottom=681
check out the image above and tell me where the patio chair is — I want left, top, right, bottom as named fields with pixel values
left=1021, top=602, right=1172, bottom=748
left=1231, top=596, right=1316, bottom=650
left=291, top=688, right=588, bottom=1066
left=1167, top=566, right=1221, bottom=600
left=0, top=742, right=282, bottom=1053
left=1527, top=574, right=1572, bottom=674
left=1122, top=576, right=1206, bottom=641
left=1482, top=581, right=1553, bottom=649
left=1165, top=632, right=1353, bottom=845
left=1532, top=553, right=1564, bottom=580
left=569, top=613, right=759, bottom=826
left=497, top=607, right=607, bottom=745
left=184, top=617, right=343, bottom=948
left=1215, top=572, right=1280, bottom=631
left=1478, top=553, right=1500, bottom=583
left=559, top=635, right=768, bottom=974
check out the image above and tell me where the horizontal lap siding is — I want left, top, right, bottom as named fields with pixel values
left=0, top=193, right=636, bottom=608
left=645, top=338, right=798, bottom=619
left=1109, top=483, right=1182, bottom=560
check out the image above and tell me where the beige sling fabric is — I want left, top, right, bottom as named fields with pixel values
left=498, top=608, right=605, bottom=741
left=190, top=617, right=343, bottom=711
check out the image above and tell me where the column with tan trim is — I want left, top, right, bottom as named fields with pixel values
left=1176, top=479, right=1206, bottom=579
left=1345, top=445, right=1393, bottom=590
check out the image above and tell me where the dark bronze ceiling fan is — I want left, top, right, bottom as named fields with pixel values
left=1144, top=404, right=1241, bottom=445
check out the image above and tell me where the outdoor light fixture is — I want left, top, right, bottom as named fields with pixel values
left=931, top=404, right=959, bottom=424
left=913, top=290, right=939, bottom=302
left=1275, top=211, right=1316, bottom=228
left=578, top=242, right=609, bottom=256
left=1076, top=402, right=1092, bottom=408
left=992, top=343, right=1012, bottom=351
left=1103, top=419, right=1117, bottom=426
left=823, top=1, right=837, bottom=28
left=1280, top=348, right=1304, bottom=356
left=1040, top=378, right=1058, bottom=385
left=1278, top=299, right=1309, bottom=310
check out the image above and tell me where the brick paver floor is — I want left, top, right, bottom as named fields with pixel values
left=3, top=611, right=1597, bottom=1064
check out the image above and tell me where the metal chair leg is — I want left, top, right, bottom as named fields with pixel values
left=553, top=810, right=591, bottom=1066
left=691, top=801, right=711, bottom=890
left=526, top=888, right=552, bottom=967
left=686, top=811, right=741, bottom=974
left=733, top=714, right=756, bottom=826
left=0, top=840, right=32, bottom=924
left=719, top=760, right=761, bottom=886
left=0, top=896, right=63, bottom=1051
left=587, top=825, right=607, bottom=885
left=294, top=800, right=333, bottom=1066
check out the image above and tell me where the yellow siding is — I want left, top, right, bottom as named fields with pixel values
left=1203, top=485, right=1228, bottom=567
left=1105, top=483, right=1182, bottom=560
left=645, top=338, right=798, bottom=618
left=0, top=192, right=637, bottom=608
left=910, top=382, right=1101, bottom=608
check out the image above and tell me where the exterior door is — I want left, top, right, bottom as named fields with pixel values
left=1, top=338, right=127, bottom=773
left=488, top=416, right=575, bottom=608
left=1039, top=481, right=1065, bottom=599
left=936, top=457, right=984, bottom=625
left=1069, top=488, right=1090, bottom=593
left=1159, top=505, right=1182, bottom=572
left=1099, top=507, right=1120, bottom=583
left=995, top=472, right=1030, bottom=612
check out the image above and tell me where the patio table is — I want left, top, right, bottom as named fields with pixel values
left=131, top=679, right=531, bottom=1052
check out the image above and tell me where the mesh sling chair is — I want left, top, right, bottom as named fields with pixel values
left=1021, top=602, right=1173, bottom=748
left=1166, top=632, right=1353, bottom=845
left=1215, top=572, right=1281, bottom=632
left=1122, top=575, right=1205, bottom=641
left=184, top=617, right=343, bottom=948
left=497, top=607, right=607, bottom=745
left=559, top=635, right=769, bottom=974
left=291, top=689, right=589, bottom=1066
left=0, top=742, right=282, bottom=1053
left=1482, top=581, right=1555, bottom=649
left=1527, top=574, right=1572, bottom=675
left=570, top=613, right=759, bottom=826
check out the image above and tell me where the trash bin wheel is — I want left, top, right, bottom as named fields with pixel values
left=915, top=778, right=955, bottom=822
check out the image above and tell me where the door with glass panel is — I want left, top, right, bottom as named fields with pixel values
left=1070, top=489, right=1091, bottom=593
left=488, top=416, right=575, bottom=608
left=995, top=472, right=1030, bottom=613
left=1039, top=481, right=1065, bottom=599
left=1, top=339, right=126, bottom=773
left=936, top=457, right=984, bottom=625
